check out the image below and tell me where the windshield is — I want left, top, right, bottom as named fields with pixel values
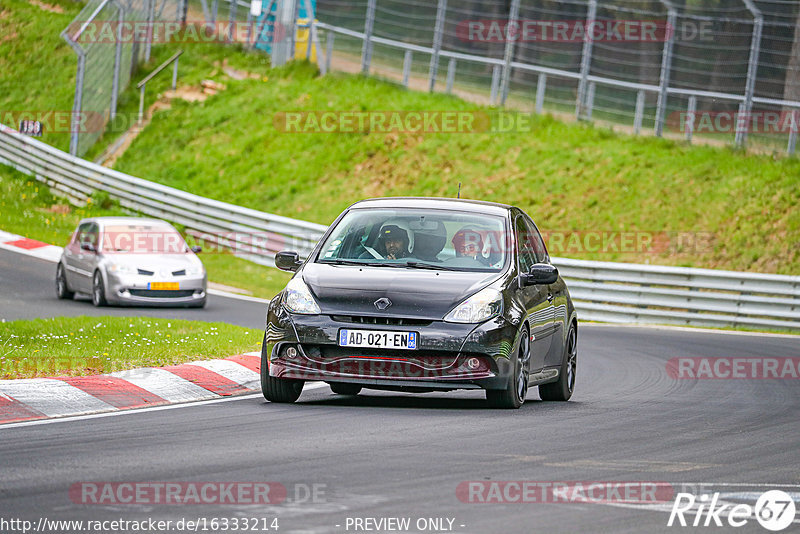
left=316, top=208, right=509, bottom=272
left=101, top=225, right=189, bottom=254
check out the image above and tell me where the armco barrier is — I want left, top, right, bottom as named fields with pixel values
left=1, top=123, right=798, bottom=330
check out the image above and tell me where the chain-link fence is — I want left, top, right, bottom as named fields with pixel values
left=315, top=0, right=800, bottom=154
left=62, top=0, right=183, bottom=156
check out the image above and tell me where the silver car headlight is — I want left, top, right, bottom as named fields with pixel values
left=108, top=263, right=137, bottom=275
left=186, top=265, right=204, bottom=276
left=444, top=287, right=503, bottom=324
left=283, top=277, right=321, bottom=315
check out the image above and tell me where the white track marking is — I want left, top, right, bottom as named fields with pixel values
left=0, top=379, right=116, bottom=417
left=581, top=322, right=800, bottom=339
left=110, top=368, right=215, bottom=403
left=187, top=359, right=260, bottom=389
left=0, top=382, right=329, bottom=429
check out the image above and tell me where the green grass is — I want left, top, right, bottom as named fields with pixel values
left=0, top=316, right=261, bottom=379
left=0, top=165, right=291, bottom=298
left=104, top=59, right=800, bottom=274
left=0, top=0, right=83, bottom=152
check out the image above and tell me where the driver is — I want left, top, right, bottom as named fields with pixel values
left=379, top=225, right=410, bottom=260
left=452, top=228, right=490, bottom=265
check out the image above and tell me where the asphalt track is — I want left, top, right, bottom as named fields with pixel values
left=1, top=247, right=799, bottom=533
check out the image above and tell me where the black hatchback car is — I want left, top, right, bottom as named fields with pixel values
left=261, top=197, right=577, bottom=408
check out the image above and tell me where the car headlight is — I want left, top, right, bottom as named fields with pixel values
left=186, top=265, right=204, bottom=276
left=444, top=287, right=503, bottom=323
left=283, top=277, right=321, bottom=314
left=108, top=263, right=137, bottom=275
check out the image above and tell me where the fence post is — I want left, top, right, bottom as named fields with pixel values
left=490, top=64, right=500, bottom=105
left=655, top=2, right=676, bottom=137
left=325, top=31, right=334, bottom=74
left=634, top=90, right=645, bottom=135
left=446, top=58, right=456, bottom=94
left=736, top=0, right=762, bottom=148
left=110, top=1, right=124, bottom=120
left=228, top=0, right=238, bottom=43
left=576, top=0, right=597, bottom=119
left=272, top=0, right=297, bottom=67
left=361, top=0, right=376, bottom=74
left=788, top=110, right=798, bottom=155
left=685, top=95, right=696, bottom=142
left=535, top=73, right=546, bottom=114
left=499, top=0, right=520, bottom=105
left=212, top=0, right=219, bottom=24
left=428, top=0, right=447, bottom=92
left=402, top=50, right=412, bottom=87
left=144, top=0, right=154, bottom=62
left=585, top=82, right=596, bottom=121
left=68, top=49, right=85, bottom=156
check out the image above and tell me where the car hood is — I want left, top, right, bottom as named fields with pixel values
left=302, top=263, right=502, bottom=320
left=101, top=253, right=203, bottom=273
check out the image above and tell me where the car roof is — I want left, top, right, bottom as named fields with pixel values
left=77, top=216, right=175, bottom=229
left=349, top=197, right=513, bottom=216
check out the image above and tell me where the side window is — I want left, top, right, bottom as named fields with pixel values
left=515, top=216, right=536, bottom=273
left=524, top=217, right=548, bottom=264
left=87, top=224, right=99, bottom=247
left=75, top=223, right=92, bottom=245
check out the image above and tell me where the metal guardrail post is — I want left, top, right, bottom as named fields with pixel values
left=736, top=0, right=763, bottom=148
left=535, top=73, right=546, bottom=114
left=402, top=50, right=412, bottom=88
left=576, top=0, right=597, bottom=120
left=655, top=2, right=676, bottom=137
left=361, top=0, right=376, bottom=74
left=428, top=0, right=447, bottom=92
left=788, top=110, right=798, bottom=155
left=490, top=65, right=500, bottom=106
left=499, top=0, right=520, bottom=106
left=445, top=58, right=456, bottom=94
left=634, top=90, right=645, bottom=135
left=685, top=96, right=696, bottom=142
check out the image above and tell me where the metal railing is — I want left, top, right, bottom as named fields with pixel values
left=1, top=124, right=798, bottom=330
left=313, top=0, right=800, bottom=155
left=137, top=50, right=183, bottom=120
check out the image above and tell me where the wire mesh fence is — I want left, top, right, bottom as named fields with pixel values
left=315, top=0, right=800, bottom=154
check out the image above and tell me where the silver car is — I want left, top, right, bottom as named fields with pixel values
left=56, top=217, right=207, bottom=307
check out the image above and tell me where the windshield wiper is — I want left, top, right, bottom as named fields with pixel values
left=321, top=259, right=384, bottom=267
left=400, top=261, right=462, bottom=271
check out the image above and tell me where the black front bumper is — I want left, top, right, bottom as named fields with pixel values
left=264, top=302, right=520, bottom=391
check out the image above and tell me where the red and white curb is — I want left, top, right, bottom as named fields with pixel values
left=0, top=229, right=63, bottom=263
left=0, top=352, right=264, bottom=425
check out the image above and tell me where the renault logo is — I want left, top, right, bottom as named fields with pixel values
left=374, top=297, right=392, bottom=310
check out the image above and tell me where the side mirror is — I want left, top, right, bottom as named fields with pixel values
left=521, top=263, right=558, bottom=286
left=275, top=250, right=303, bottom=272
left=80, top=242, right=96, bottom=253
left=191, top=245, right=203, bottom=253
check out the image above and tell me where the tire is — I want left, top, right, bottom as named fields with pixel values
left=540, top=322, right=577, bottom=401
left=260, top=335, right=304, bottom=403
left=56, top=263, right=74, bottom=300
left=330, top=383, right=362, bottom=395
left=486, top=328, right=530, bottom=409
left=91, top=271, right=107, bottom=307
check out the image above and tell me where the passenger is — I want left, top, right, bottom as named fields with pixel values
left=452, top=228, right=490, bottom=265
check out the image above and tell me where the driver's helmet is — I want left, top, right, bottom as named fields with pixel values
left=452, top=227, right=484, bottom=257
left=378, top=224, right=409, bottom=247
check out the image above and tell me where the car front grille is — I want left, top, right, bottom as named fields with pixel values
left=129, top=289, right=195, bottom=298
left=330, top=315, right=432, bottom=326
left=172, top=269, right=186, bottom=276
left=137, top=269, right=154, bottom=276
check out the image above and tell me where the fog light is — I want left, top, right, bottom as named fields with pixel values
left=285, top=346, right=298, bottom=359
left=466, top=357, right=481, bottom=370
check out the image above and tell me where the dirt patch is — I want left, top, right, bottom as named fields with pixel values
left=28, top=0, right=64, bottom=13
left=1, top=30, right=17, bottom=43
left=46, top=204, right=71, bottom=214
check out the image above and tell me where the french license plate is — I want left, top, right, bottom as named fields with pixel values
left=148, top=282, right=179, bottom=290
left=338, top=329, right=418, bottom=350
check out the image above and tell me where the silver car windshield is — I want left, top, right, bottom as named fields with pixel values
left=317, top=208, right=509, bottom=272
